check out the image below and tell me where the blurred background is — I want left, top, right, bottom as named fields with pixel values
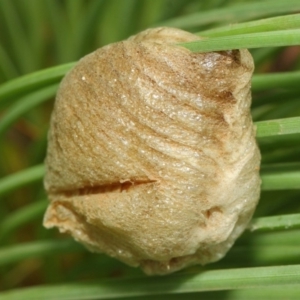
left=1, top=0, right=300, bottom=296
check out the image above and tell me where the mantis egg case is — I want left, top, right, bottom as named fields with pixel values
left=43, top=27, right=261, bottom=275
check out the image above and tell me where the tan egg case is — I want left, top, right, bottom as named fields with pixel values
left=43, top=27, right=261, bottom=275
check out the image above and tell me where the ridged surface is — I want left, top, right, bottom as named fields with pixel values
left=43, top=27, right=261, bottom=275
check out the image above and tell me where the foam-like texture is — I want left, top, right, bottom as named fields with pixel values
left=43, top=27, right=261, bottom=275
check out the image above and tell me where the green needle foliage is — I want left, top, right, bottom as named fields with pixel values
left=0, top=0, right=300, bottom=299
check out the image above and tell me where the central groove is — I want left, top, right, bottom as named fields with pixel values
left=55, top=180, right=157, bottom=198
